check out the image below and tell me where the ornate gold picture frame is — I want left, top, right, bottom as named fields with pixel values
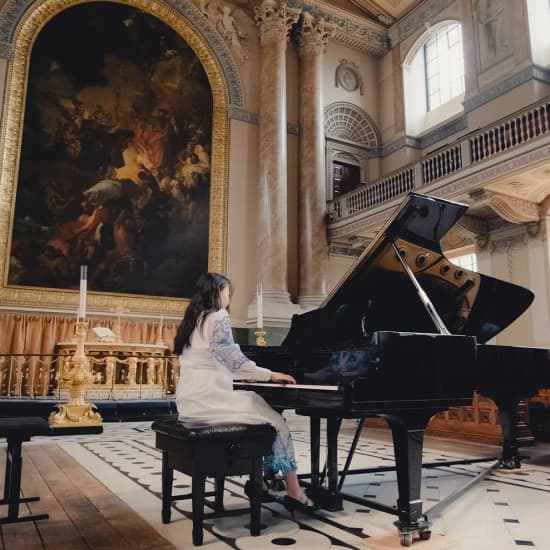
left=0, top=0, right=229, bottom=316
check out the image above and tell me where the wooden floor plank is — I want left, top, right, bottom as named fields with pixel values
left=26, top=444, right=132, bottom=550
left=45, top=444, right=175, bottom=550
left=23, top=446, right=88, bottom=550
left=0, top=441, right=178, bottom=550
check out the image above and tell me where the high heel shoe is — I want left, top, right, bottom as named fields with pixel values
left=244, top=480, right=276, bottom=503
left=283, top=493, right=319, bottom=516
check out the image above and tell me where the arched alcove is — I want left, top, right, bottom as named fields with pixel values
left=324, top=102, right=379, bottom=199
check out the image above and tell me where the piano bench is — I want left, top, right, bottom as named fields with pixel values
left=0, top=417, right=51, bottom=524
left=151, top=419, right=275, bottom=546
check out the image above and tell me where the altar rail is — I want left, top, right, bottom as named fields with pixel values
left=0, top=353, right=180, bottom=398
left=330, top=99, right=550, bottom=221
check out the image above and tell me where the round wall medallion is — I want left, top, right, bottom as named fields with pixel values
left=336, top=64, right=360, bottom=92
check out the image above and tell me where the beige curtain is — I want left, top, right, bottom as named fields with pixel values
left=0, top=313, right=179, bottom=396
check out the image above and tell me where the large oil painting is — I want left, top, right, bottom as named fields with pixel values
left=8, top=2, right=213, bottom=299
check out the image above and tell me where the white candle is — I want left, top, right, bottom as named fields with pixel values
left=257, top=282, right=263, bottom=330
left=78, top=265, right=87, bottom=320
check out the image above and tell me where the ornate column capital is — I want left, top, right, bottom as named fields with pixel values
left=254, top=0, right=301, bottom=46
left=296, top=12, right=335, bottom=57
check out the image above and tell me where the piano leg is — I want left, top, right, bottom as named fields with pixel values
left=493, top=395, right=522, bottom=469
left=310, top=417, right=320, bottom=489
left=305, top=416, right=344, bottom=511
left=383, top=413, right=432, bottom=546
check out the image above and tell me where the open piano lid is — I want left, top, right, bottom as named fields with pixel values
left=283, top=193, right=534, bottom=348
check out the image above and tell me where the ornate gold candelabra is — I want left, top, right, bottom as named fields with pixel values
left=49, top=321, right=102, bottom=427
left=254, top=330, right=267, bottom=346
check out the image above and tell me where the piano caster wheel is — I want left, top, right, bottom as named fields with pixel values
left=400, top=532, right=413, bottom=547
left=419, top=529, right=431, bottom=541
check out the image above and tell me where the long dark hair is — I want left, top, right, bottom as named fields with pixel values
left=173, top=272, right=232, bottom=355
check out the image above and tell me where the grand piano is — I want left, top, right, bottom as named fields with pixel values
left=237, top=192, right=550, bottom=546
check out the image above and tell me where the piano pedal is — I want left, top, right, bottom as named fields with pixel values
left=264, top=475, right=285, bottom=492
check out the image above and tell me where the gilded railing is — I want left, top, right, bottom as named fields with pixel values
left=330, top=100, right=550, bottom=222
left=0, top=353, right=180, bottom=398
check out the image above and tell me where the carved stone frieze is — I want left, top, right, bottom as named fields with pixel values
left=255, top=0, right=301, bottom=45
left=296, top=11, right=334, bottom=56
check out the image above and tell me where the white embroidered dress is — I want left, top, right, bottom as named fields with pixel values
left=175, top=308, right=297, bottom=473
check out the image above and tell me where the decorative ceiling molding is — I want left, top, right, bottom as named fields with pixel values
left=486, top=193, right=541, bottom=224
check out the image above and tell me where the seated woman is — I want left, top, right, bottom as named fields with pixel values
left=174, top=272, right=314, bottom=510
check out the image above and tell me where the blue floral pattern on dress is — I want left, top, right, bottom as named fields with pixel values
left=209, top=313, right=251, bottom=372
left=263, top=428, right=297, bottom=474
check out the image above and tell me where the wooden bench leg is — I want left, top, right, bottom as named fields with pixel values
left=161, top=452, right=173, bottom=524
left=192, top=473, right=206, bottom=546
left=0, top=438, right=48, bottom=524
left=214, top=477, right=224, bottom=511
left=249, top=458, right=263, bottom=536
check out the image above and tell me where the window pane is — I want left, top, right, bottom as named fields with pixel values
left=425, top=24, right=465, bottom=111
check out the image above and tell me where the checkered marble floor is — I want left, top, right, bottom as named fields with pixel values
left=27, top=414, right=550, bottom=549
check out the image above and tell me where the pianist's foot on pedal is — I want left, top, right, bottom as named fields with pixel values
left=283, top=492, right=319, bottom=516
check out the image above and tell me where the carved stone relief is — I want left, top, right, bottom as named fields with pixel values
left=335, top=59, right=363, bottom=95
left=199, top=0, right=249, bottom=63
left=473, top=0, right=512, bottom=72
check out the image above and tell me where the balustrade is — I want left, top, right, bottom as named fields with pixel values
left=330, top=100, right=550, bottom=222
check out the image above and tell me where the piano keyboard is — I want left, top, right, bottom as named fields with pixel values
left=234, top=382, right=339, bottom=392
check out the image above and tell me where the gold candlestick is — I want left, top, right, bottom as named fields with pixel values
left=254, top=330, right=267, bottom=346
left=49, top=321, right=102, bottom=428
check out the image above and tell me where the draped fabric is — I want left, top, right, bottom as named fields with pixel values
left=0, top=312, right=179, bottom=395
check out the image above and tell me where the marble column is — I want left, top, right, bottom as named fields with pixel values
left=296, top=13, right=333, bottom=309
left=252, top=0, right=301, bottom=325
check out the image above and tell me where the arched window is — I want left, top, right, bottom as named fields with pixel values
left=424, top=23, right=465, bottom=111
left=403, top=22, right=465, bottom=136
